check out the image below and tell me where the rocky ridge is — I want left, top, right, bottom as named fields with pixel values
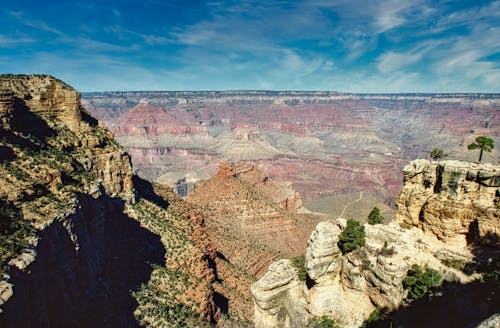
left=187, top=162, right=310, bottom=321
left=0, top=75, right=225, bottom=327
left=251, top=159, right=500, bottom=328
left=396, top=159, right=499, bottom=243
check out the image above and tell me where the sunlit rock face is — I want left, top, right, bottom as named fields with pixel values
left=251, top=159, right=500, bottom=328
left=83, top=91, right=500, bottom=219
left=396, top=159, right=500, bottom=244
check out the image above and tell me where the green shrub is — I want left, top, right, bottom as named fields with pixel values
left=0, top=200, right=35, bottom=276
left=429, top=148, right=447, bottom=160
left=338, top=219, right=366, bottom=254
left=292, top=255, right=307, bottom=281
left=367, top=207, right=384, bottom=225
left=403, top=264, right=442, bottom=300
left=362, top=307, right=386, bottom=327
left=308, top=315, right=338, bottom=328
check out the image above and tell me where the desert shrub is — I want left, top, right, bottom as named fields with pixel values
left=402, top=264, right=442, bottom=300
left=430, top=148, right=447, bottom=160
left=441, top=258, right=467, bottom=271
left=362, top=307, right=386, bottom=327
left=367, top=207, right=384, bottom=225
left=338, top=219, right=366, bottom=254
left=292, top=255, right=307, bottom=281
left=308, top=315, right=338, bottom=328
left=379, top=241, right=396, bottom=257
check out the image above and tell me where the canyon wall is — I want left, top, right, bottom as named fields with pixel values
left=83, top=91, right=500, bottom=220
left=0, top=75, right=220, bottom=327
left=251, top=160, right=500, bottom=328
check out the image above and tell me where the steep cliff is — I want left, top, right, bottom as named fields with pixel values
left=396, top=159, right=499, bottom=244
left=0, top=75, right=218, bottom=327
left=251, top=160, right=500, bottom=328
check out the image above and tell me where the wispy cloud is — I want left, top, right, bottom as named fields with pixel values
left=1, top=0, right=498, bottom=92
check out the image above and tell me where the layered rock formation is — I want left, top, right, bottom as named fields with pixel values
left=0, top=74, right=82, bottom=128
left=83, top=91, right=500, bottom=220
left=396, top=159, right=499, bottom=243
left=251, top=160, right=500, bottom=328
left=187, top=163, right=311, bottom=320
left=0, top=75, right=223, bottom=327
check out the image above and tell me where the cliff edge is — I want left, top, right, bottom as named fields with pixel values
left=0, top=75, right=218, bottom=327
left=251, top=159, right=499, bottom=327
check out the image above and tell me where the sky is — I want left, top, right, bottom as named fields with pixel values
left=0, top=0, right=499, bottom=92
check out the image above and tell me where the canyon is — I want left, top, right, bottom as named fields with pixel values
left=1, top=75, right=498, bottom=328
left=83, top=91, right=500, bottom=220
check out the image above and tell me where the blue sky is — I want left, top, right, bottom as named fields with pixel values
left=1, top=0, right=499, bottom=92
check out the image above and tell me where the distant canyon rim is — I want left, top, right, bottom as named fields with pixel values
left=83, top=91, right=500, bottom=220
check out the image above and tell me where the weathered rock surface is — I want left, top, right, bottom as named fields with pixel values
left=251, top=160, right=500, bottom=328
left=0, top=75, right=220, bottom=327
left=250, top=260, right=308, bottom=328
left=0, top=74, right=82, bottom=127
left=396, top=159, right=500, bottom=243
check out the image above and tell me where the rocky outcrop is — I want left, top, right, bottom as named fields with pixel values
left=252, top=160, right=500, bottom=328
left=0, top=74, right=82, bottom=127
left=250, top=260, right=308, bottom=328
left=0, top=90, right=14, bottom=129
left=251, top=219, right=477, bottom=328
left=188, top=163, right=307, bottom=277
left=0, top=75, right=219, bottom=326
left=396, top=159, right=499, bottom=243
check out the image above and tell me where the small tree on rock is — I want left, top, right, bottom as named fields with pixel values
left=338, top=219, right=366, bottom=254
left=403, top=264, right=442, bottom=301
left=367, top=207, right=384, bottom=225
left=468, top=136, right=494, bottom=163
left=430, top=148, right=447, bottom=160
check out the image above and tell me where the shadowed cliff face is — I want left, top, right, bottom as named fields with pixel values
left=0, top=194, right=166, bottom=328
left=0, top=75, right=218, bottom=326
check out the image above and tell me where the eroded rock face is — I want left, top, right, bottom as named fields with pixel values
left=0, top=75, right=82, bottom=127
left=250, top=260, right=308, bottom=328
left=0, top=91, right=14, bottom=129
left=396, top=159, right=500, bottom=243
left=305, top=222, right=341, bottom=281
left=0, top=75, right=216, bottom=326
left=252, top=160, right=499, bottom=328
left=252, top=220, right=478, bottom=327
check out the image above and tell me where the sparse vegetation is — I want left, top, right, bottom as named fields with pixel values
left=362, top=307, right=386, bottom=327
left=0, top=199, right=35, bottom=276
left=291, top=255, right=307, bottom=281
left=441, top=258, right=467, bottom=271
left=367, top=207, right=384, bottom=225
left=430, top=148, right=447, bottom=160
left=308, top=315, right=339, bottom=328
left=338, top=219, right=366, bottom=254
left=403, top=264, right=442, bottom=301
left=379, top=241, right=396, bottom=256
left=467, top=136, right=494, bottom=162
